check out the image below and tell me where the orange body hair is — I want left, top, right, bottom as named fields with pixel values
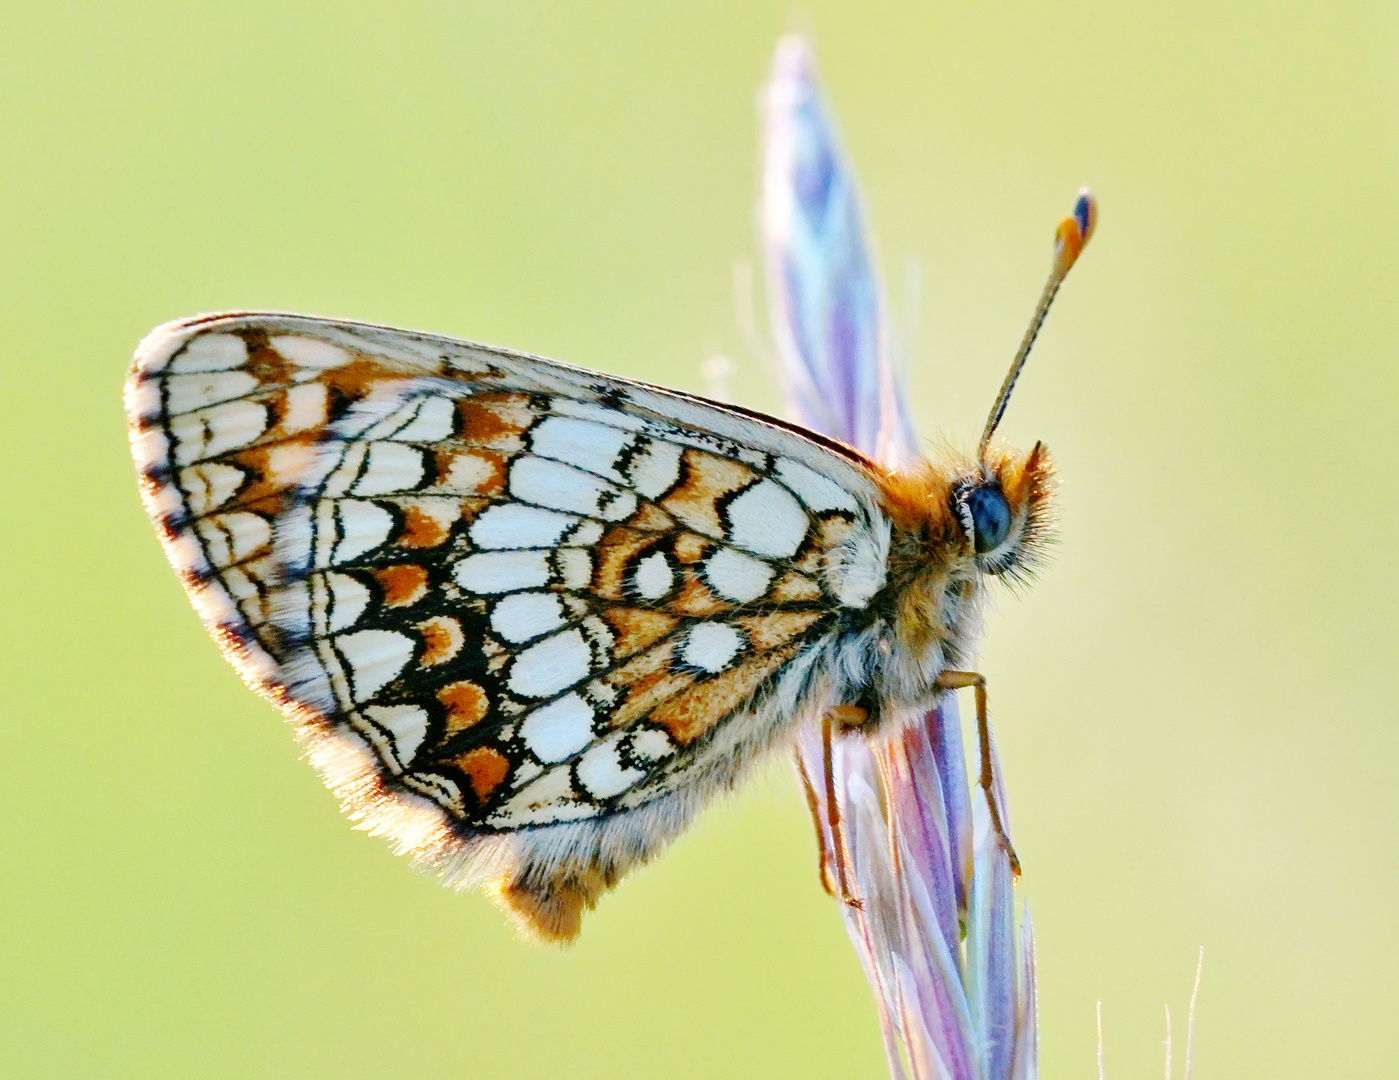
left=873, top=442, right=1056, bottom=671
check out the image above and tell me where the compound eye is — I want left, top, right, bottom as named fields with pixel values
left=967, top=486, right=1012, bottom=554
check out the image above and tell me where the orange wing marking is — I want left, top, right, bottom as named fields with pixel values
left=438, top=680, right=490, bottom=734
left=601, top=607, right=680, bottom=659
left=650, top=644, right=802, bottom=744
left=592, top=528, right=663, bottom=601
left=371, top=564, right=429, bottom=607
left=454, top=393, right=536, bottom=450
left=417, top=616, right=465, bottom=667
left=451, top=746, right=512, bottom=802
left=429, top=448, right=508, bottom=496
left=661, top=449, right=758, bottom=539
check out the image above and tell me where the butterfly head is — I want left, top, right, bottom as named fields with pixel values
left=869, top=445, right=1055, bottom=695
left=952, top=440, right=1055, bottom=580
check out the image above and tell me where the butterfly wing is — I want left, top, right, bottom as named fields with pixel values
left=126, top=312, right=891, bottom=938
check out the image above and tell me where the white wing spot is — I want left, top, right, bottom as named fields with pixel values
left=180, top=462, right=245, bottom=515
left=702, top=546, right=774, bottom=603
left=725, top=479, right=807, bottom=558
left=491, top=592, right=567, bottom=644
left=680, top=621, right=745, bottom=673
left=530, top=416, right=634, bottom=480
left=383, top=397, right=453, bottom=442
left=195, top=512, right=271, bottom=567
left=774, top=457, right=861, bottom=513
left=551, top=398, right=645, bottom=431
left=321, top=442, right=367, bottom=498
left=826, top=519, right=889, bottom=609
left=163, top=371, right=260, bottom=416
left=520, top=693, right=596, bottom=763
left=508, top=628, right=594, bottom=699
left=629, top=726, right=676, bottom=763
left=270, top=335, right=351, bottom=369
left=169, top=399, right=268, bottom=466
left=565, top=519, right=604, bottom=546
left=222, top=567, right=259, bottom=603
left=323, top=572, right=371, bottom=633
left=331, top=500, right=395, bottom=564
left=351, top=443, right=425, bottom=497
left=470, top=503, right=578, bottom=550
left=336, top=629, right=414, bottom=702
left=363, top=704, right=430, bottom=765
left=632, top=551, right=675, bottom=600
left=454, top=550, right=551, bottom=594
left=487, top=767, right=590, bottom=827
left=575, top=734, right=644, bottom=800
left=627, top=439, right=684, bottom=499
left=553, top=549, right=594, bottom=590
left=279, top=383, right=329, bottom=435
left=168, top=333, right=248, bottom=374
left=261, top=442, right=318, bottom=490
left=509, top=456, right=637, bottom=521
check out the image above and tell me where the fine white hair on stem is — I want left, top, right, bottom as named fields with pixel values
left=1164, top=1005, right=1173, bottom=1080
left=1096, top=1001, right=1105, bottom=1080
left=1186, top=947, right=1204, bottom=1080
left=1116, top=947, right=1207, bottom=1080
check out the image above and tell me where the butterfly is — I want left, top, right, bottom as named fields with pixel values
left=124, top=193, right=1095, bottom=942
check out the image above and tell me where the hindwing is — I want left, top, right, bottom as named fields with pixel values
left=127, top=313, right=890, bottom=853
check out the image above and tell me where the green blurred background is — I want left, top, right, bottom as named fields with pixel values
left=2, top=2, right=1396, bottom=1077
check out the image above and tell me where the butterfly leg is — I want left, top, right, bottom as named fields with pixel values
left=934, top=670, right=1022, bottom=879
left=795, top=752, right=836, bottom=898
left=823, top=716, right=866, bottom=907
left=796, top=715, right=865, bottom=907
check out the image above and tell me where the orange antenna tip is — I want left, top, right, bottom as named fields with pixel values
left=1052, top=188, right=1098, bottom=276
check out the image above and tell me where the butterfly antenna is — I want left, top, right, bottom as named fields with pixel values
left=979, top=188, right=1097, bottom=460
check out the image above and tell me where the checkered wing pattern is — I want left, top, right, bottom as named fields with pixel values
left=126, top=313, right=887, bottom=841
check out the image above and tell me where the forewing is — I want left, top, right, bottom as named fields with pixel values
left=126, top=312, right=886, bottom=842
